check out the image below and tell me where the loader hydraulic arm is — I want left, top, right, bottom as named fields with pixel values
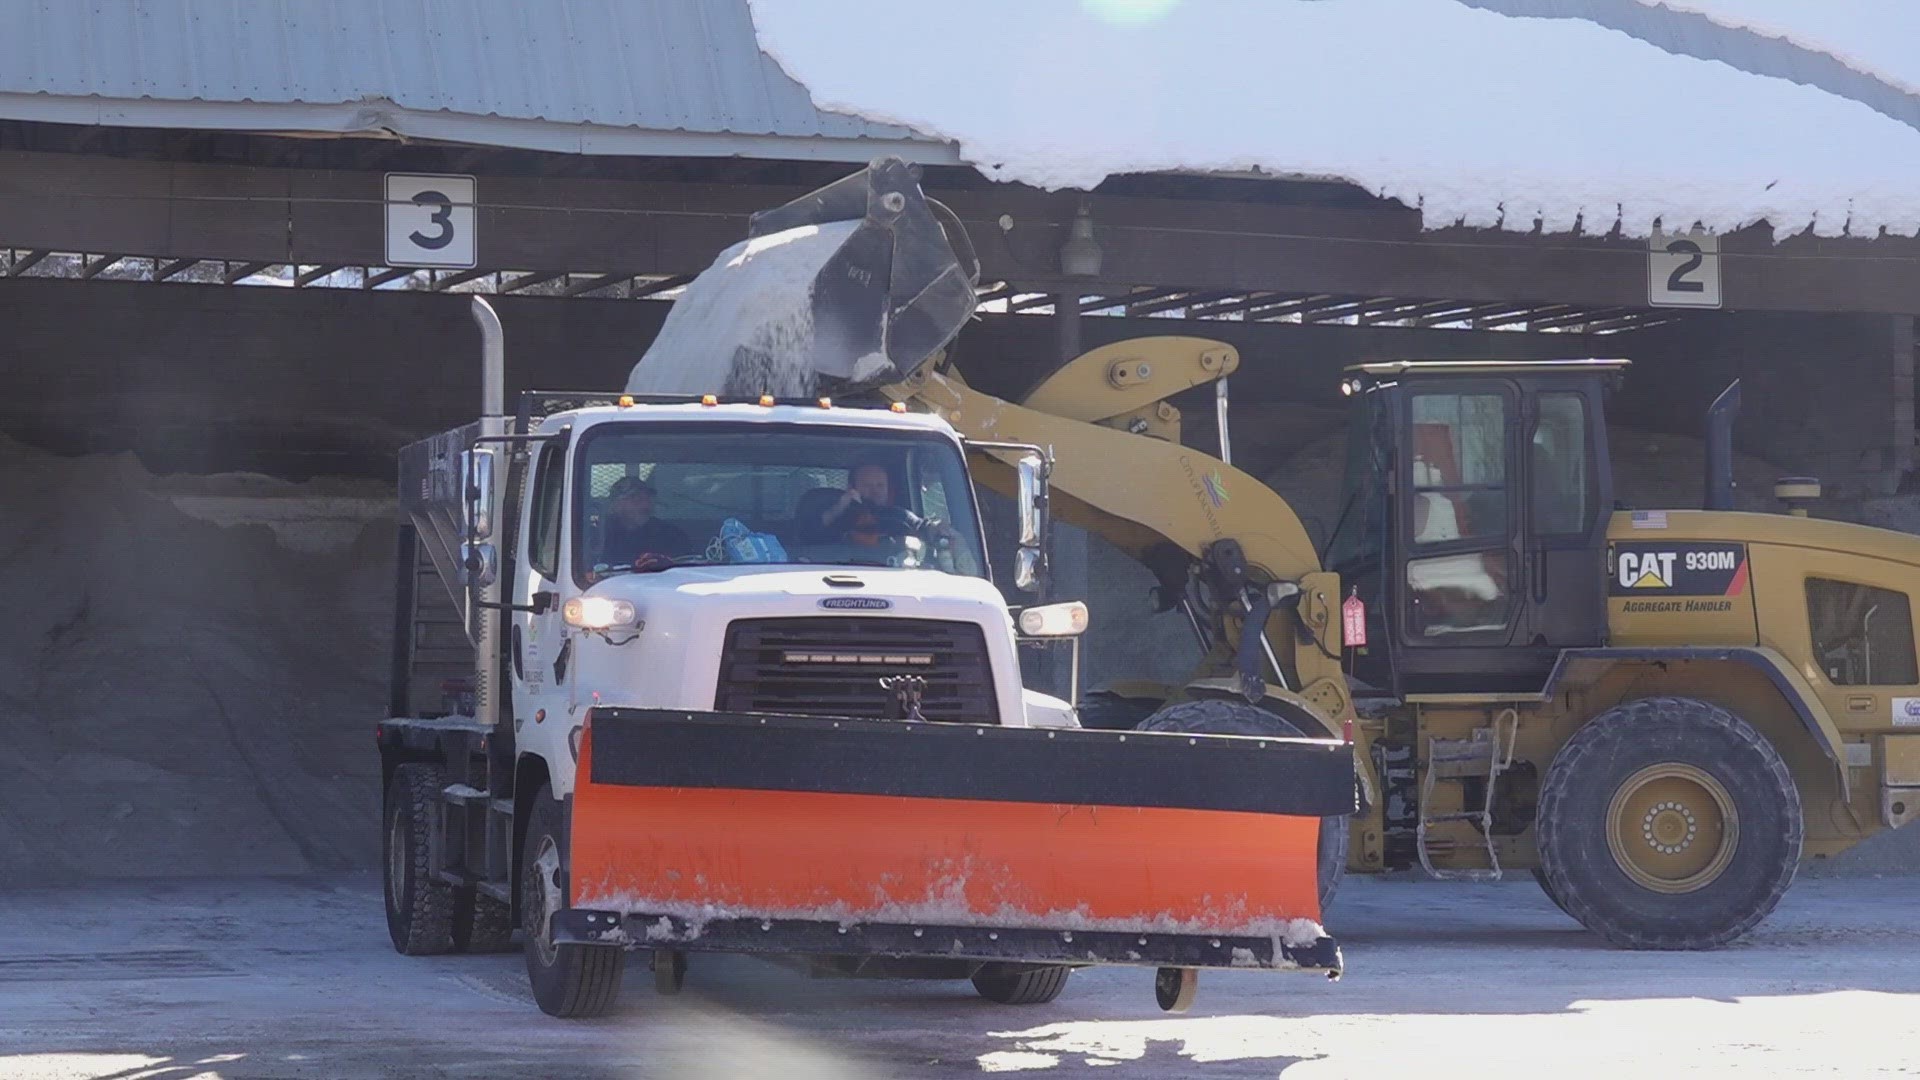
left=884, top=338, right=1356, bottom=730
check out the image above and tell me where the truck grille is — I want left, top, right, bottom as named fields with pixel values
left=717, top=617, right=998, bottom=725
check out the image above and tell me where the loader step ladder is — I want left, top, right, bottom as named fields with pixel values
left=1416, top=710, right=1517, bottom=882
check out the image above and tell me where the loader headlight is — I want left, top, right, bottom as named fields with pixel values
left=562, top=596, right=638, bottom=630
left=1018, top=601, right=1089, bottom=637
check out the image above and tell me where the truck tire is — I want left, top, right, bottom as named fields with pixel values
left=1535, top=696, right=1801, bottom=950
left=454, top=890, right=516, bottom=953
left=522, top=787, right=626, bottom=1017
left=384, top=764, right=457, bottom=955
left=1135, top=698, right=1350, bottom=911
left=971, top=963, right=1072, bottom=1005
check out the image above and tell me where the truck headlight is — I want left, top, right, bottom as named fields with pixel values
left=1019, top=601, right=1089, bottom=637
left=562, top=596, right=638, bottom=630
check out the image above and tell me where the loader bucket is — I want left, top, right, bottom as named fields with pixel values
left=558, top=709, right=1350, bottom=974
left=627, top=158, right=980, bottom=399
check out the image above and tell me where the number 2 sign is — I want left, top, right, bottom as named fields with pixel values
left=385, top=173, right=477, bottom=269
left=1648, top=228, right=1721, bottom=308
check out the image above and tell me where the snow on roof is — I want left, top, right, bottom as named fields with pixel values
left=749, top=0, right=1920, bottom=239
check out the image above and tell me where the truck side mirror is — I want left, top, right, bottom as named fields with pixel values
left=462, top=448, right=496, bottom=540
left=1015, top=453, right=1048, bottom=593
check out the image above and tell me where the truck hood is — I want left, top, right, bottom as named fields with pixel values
left=587, top=564, right=1013, bottom=621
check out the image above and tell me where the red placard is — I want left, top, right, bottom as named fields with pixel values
left=1342, top=593, right=1367, bottom=648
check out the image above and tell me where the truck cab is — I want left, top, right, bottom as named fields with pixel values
left=499, top=396, right=1080, bottom=805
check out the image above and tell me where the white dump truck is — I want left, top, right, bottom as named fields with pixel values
left=377, top=161, right=1352, bottom=1021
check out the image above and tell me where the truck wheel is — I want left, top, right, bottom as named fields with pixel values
left=522, top=787, right=626, bottom=1017
left=1135, top=699, right=1349, bottom=911
left=1536, top=696, right=1801, bottom=950
left=384, top=763, right=456, bottom=955
left=454, top=890, right=516, bottom=953
left=972, top=963, right=1072, bottom=1005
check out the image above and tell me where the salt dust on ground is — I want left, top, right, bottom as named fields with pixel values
left=3, top=874, right=1918, bottom=1078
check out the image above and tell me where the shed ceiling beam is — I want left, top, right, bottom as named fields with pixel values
left=500, top=270, right=567, bottom=294
left=430, top=268, right=494, bottom=292
left=294, top=264, right=344, bottom=287
left=362, top=266, right=414, bottom=289
left=1125, top=292, right=1222, bottom=317
left=1358, top=298, right=1465, bottom=324
left=561, top=273, right=630, bottom=297
left=1008, top=293, right=1059, bottom=312
left=1187, top=292, right=1295, bottom=318
left=153, top=258, right=200, bottom=281
left=1525, top=306, right=1629, bottom=331
left=6, top=250, right=48, bottom=276
left=223, top=261, right=272, bottom=284
left=630, top=274, right=694, bottom=299
left=1244, top=294, right=1342, bottom=320
left=80, top=255, right=124, bottom=279
left=1413, top=302, right=1524, bottom=327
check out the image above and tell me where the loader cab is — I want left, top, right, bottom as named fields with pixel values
left=1325, top=360, right=1625, bottom=694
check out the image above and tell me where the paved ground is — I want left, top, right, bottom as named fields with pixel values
left=3, top=874, right=1918, bottom=1079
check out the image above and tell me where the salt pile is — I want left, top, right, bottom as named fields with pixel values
left=627, top=220, right=861, bottom=399
left=0, top=435, right=393, bottom=882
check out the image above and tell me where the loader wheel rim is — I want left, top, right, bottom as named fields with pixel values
left=1605, top=763, right=1739, bottom=894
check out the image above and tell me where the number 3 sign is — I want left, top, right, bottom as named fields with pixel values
left=385, top=173, right=477, bottom=268
left=1648, top=228, right=1721, bottom=308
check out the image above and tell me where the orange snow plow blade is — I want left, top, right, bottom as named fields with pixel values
left=557, top=708, right=1352, bottom=974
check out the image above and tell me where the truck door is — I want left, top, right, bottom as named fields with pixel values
left=511, top=440, right=570, bottom=732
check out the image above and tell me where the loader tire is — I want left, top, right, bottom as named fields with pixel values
left=1536, top=696, right=1801, bottom=950
left=1530, top=867, right=1575, bottom=920
left=454, top=889, right=516, bottom=954
left=522, top=788, right=625, bottom=1017
left=971, top=963, right=1072, bottom=1005
left=1076, top=689, right=1161, bottom=731
left=1135, top=699, right=1350, bottom=911
left=384, top=763, right=457, bottom=956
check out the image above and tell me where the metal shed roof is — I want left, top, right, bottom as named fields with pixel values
left=0, top=0, right=960, bottom=163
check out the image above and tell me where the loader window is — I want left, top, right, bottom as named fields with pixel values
left=1806, top=578, right=1918, bottom=686
left=1409, top=392, right=1506, bottom=544
left=1531, top=392, right=1592, bottom=536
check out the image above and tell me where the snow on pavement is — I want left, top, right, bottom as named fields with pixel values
left=748, top=0, right=1920, bottom=237
left=3, top=874, right=1918, bottom=1078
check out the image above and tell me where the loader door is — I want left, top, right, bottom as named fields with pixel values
left=1517, top=382, right=1610, bottom=654
left=1379, top=376, right=1609, bottom=693
left=1396, top=381, right=1521, bottom=651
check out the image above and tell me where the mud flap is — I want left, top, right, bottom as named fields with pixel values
left=565, top=709, right=1352, bottom=974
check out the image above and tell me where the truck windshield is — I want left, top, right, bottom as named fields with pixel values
left=572, top=421, right=989, bottom=585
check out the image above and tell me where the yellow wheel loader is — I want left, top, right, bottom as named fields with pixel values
left=652, top=157, right=1920, bottom=951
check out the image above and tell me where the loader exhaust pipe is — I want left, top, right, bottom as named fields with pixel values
left=1704, top=379, right=1741, bottom=511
